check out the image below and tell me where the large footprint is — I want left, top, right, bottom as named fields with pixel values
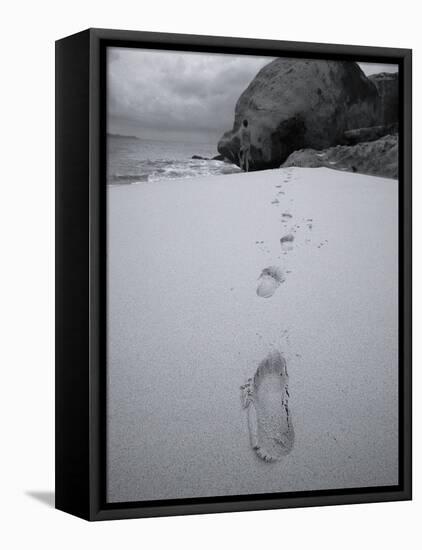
left=241, top=350, right=294, bottom=462
left=256, top=266, right=285, bottom=298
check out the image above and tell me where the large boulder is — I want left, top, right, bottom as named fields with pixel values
left=217, top=59, right=380, bottom=170
left=369, top=72, right=399, bottom=126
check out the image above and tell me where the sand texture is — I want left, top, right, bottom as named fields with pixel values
left=107, top=167, right=398, bottom=502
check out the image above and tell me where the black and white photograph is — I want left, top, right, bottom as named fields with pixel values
left=106, top=47, right=401, bottom=503
left=2, top=0, right=419, bottom=543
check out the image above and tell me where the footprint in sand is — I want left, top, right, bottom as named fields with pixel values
left=280, top=234, right=295, bottom=251
left=256, top=266, right=285, bottom=298
left=281, top=212, right=292, bottom=227
left=255, top=240, right=270, bottom=254
left=304, top=218, right=313, bottom=231
left=241, top=350, right=294, bottom=462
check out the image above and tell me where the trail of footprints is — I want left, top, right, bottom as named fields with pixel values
left=244, top=169, right=328, bottom=461
left=254, top=169, right=328, bottom=298
left=255, top=170, right=297, bottom=298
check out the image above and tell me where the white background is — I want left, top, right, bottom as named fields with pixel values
left=0, top=1, right=418, bottom=548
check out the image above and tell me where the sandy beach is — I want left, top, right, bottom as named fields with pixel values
left=107, top=167, right=398, bottom=502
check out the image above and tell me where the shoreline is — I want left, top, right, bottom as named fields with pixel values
left=107, top=164, right=399, bottom=186
left=107, top=156, right=399, bottom=186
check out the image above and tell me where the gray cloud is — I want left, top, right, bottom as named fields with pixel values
left=359, top=62, right=398, bottom=75
left=107, top=48, right=398, bottom=141
left=107, top=48, right=273, bottom=141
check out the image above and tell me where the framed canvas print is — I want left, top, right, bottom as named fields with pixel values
left=55, top=28, right=412, bottom=521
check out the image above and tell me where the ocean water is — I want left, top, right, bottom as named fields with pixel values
left=107, top=135, right=241, bottom=185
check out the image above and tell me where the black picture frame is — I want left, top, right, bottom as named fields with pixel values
left=55, top=28, right=412, bottom=521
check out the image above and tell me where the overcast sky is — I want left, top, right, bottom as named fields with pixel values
left=107, top=47, right=398, bottom=143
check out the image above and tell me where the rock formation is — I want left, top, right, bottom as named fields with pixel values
left=282, top=134, right=398, bottom=179
left=217, top=59, right=380, bottom=170
left=343, top=124, right=398, bottom=145
left=369, top=72, right=399, bottom=126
